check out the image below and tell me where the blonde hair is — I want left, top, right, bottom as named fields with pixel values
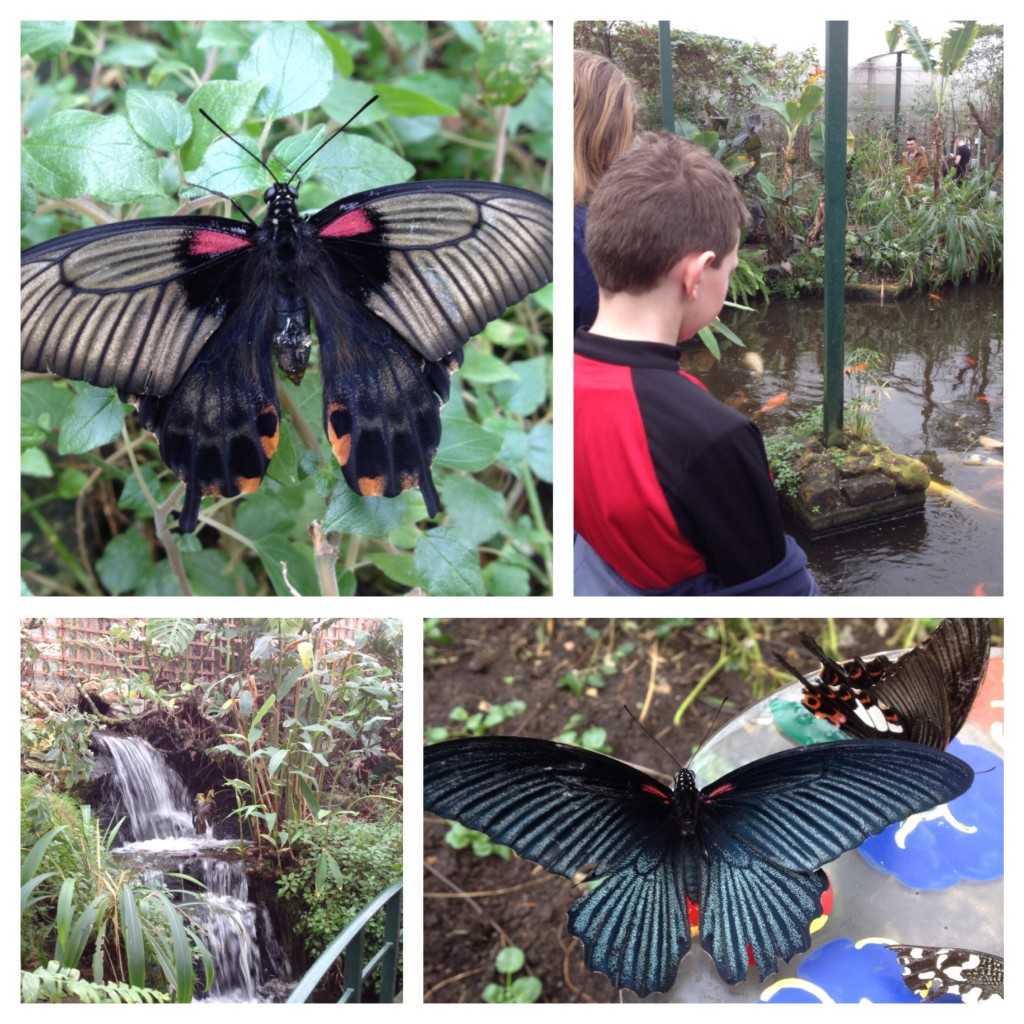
left=574, top=50, right=636, bottom=206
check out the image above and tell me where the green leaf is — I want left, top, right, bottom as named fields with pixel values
left=896, top=22, right=936, bottom=72
left=322, top=486, right=409, bottom=537
left=95, top=529, right=151, bottom=595
left=119, top=886, right=146, bottom=988
left=306, top=133, right=415, bottom=198
left=126, top=90, right=192, bottom=150
left=434, top=416, right=503, bottom=471
left=495, top=946, right=525, bottom=973
left=21, top=21, right=75, bottom=58
left=239, top=22, right=333, bottom=119
left=461, top=347, right=519, bottom=384
left=56, top=386, right=125, bottom=454
left=940, top=22, right=979, bottom=77
left=23, top=110, right=163, bottom=201
left=181, top=80, right=264, bottom=169
left=441, top=475, right=506, bottom=545
left=525, top=422, right=553, bottom=482
left=491, top=355, right=549, bottom=416
left=414, top=527, right=485, bottom=595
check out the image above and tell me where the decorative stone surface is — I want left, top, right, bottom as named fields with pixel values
left=775, top=436, right=929, bottom=533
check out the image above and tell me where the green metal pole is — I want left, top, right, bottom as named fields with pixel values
left=822, top=21, right=848, bottom=447
left=659, top=21, right=674, bottom=131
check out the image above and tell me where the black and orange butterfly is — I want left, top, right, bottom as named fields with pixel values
left=22, top=99, right=552, bottom=535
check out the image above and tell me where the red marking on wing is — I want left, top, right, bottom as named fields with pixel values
left=189, top=230, right=250, bottom=256
left=704, top=782, right=735, bottom=799
left=319, top=208, right=374, bottom=238
left=640, top=783, right=670, bottom=803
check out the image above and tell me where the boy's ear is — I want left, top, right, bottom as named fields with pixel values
left=675, top=250, right=718, bottom=299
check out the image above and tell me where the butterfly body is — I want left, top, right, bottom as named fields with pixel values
left=22, top=173, right=552, bottom=533
left=424, top=736, right=973, bottom=996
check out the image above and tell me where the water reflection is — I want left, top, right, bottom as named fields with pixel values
left=697, top=288, right=1002, bottom=595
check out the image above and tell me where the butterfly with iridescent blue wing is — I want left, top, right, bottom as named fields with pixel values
left=424, top=735, right=973, bottom=995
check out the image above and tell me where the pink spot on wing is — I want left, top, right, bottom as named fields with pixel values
left=189, top=230, right=250, bottom=256
left=319, top=208, right=374, bottom=238
left=641, top=784, right=670, bottom=803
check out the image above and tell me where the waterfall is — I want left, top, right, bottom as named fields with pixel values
left=95, top=734, right=291, bottom=1002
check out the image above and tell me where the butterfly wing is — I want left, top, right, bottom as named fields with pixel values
left=135, top=300, right=280, bottom=534
left=888, top=945, right=1003, bottom=1002
left=781, top=619, right=990, bottom=747
left=310, top=180, right=553, bottom=360
left=423, top=737, right=692, bottom=995
left=309, top=181, right=551, bottom=509
left=872, top=619, right=990, bottom=745
left=696, top=741, right=974, bottom=982
left=22, top=216, right=278, bottom=531
left=22, top=217, right=253, bottom=396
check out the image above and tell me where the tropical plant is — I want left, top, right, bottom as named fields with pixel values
left=198, top=620, right=403, bottom=859
left=886, top=21, right=980, bottom=197
left=21, top=800, right=214, bottom=1002
left=21, top=20, right=553, bottom=597
left=22, top=962, right=171, bottom=1003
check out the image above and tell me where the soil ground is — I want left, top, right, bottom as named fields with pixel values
left=422, top=617, right=906, bottom=1003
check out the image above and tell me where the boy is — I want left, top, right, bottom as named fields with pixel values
left=574, top=132, right=816, bottom=595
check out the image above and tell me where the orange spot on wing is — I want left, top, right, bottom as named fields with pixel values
left=236, top=477, right=262, bottom=494
left=358, top=476, right=385, bottom=497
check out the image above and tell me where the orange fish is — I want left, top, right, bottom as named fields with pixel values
left=844, top=362, right=869, bottom=374
left=973, top=582, right=988, bottom=597
left=966, top=356, right=976, bottom=366
left=758, top=392, right=789, bottom=414
left=976, top=395, right=1001, bottom=403
left=928, top=292, right=947, bottom=302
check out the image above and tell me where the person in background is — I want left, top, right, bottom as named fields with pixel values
left=902, top=135, right=929, bottom=190
left=950, top=135, right=972, bottom=180
left=574, top=50, right=636, bottom=331
left=574, top=133, right=817, bottom=596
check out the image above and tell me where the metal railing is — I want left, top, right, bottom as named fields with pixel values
left=286, top=878, right=402, bottom=1003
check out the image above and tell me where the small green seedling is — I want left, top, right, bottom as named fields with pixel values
left=443, top=821, right=512, bottom=859
left=482, top=946, right=542, bottom=1003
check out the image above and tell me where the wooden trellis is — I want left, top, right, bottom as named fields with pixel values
left=21, top=619, right=382, bottom=691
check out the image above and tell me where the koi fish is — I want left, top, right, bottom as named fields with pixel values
left=962, top=453, right=1003, bottom=467
left=977, top=436, right=1003, bottom=450
left=965, top=356, right=976, bottom=366
left=742, top=351, right=764, bottom=376
left=976, top=395, right=1001, bottom=403
left=927, top=480, right=990, bottom=511
left=972, top=582, right=989, bottom=596
left=757, top=391, right=789, bottom=414
left=928, top=292, right=947, bottom=302
left=844, top=362, right=869, bottom=374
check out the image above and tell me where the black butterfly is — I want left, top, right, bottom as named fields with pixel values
left=423, top=736, right=973, bottom=996
left=21, top=111, right=552, bottom=533
left=888, top=945, right=1003, bottom=1002
left=775, top=619, right=991, bottom=749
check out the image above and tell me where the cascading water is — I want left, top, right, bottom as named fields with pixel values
left=95, top=734, right=292, bottom=1002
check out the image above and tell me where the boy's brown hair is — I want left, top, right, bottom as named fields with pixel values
left=574, top=50, right=637, bottom=206
left=586, top=132, right=750, bottom=294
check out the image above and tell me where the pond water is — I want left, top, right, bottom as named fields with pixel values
left=696, top=287, right=1002, bottom=595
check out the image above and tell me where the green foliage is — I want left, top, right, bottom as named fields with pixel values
left=843, top=348, right=891, bottom=439
left=482, top=946, right=542, bottom=1003
left=554, top=716, right=612, bottom=754
left=21, top=788, right=212, bottom=1002
left=22, top=961, right=171, bottom=1003
left=200, top=619, right=404, bottom=857
left=442, top=821, right=512, bottom=860
left=425, top=698, right=527, bottom=742
left=763, top=407, right=823, bottom=501
left=21, top=20, right=553, bottom=597
left=277, top=818, right=401, bottom=964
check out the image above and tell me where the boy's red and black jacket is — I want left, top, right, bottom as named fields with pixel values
left=574, top=329, right=787, bottom=590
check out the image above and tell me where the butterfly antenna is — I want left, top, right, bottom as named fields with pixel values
left=198, top=108, right=276, bottom=179
left=179, top=181, right=258, bottom=225
left=287, top=95, right=380, bottom=185
left=688, top=697, right=731, bottom=767
left=622, top=705, right=683, bottom=772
